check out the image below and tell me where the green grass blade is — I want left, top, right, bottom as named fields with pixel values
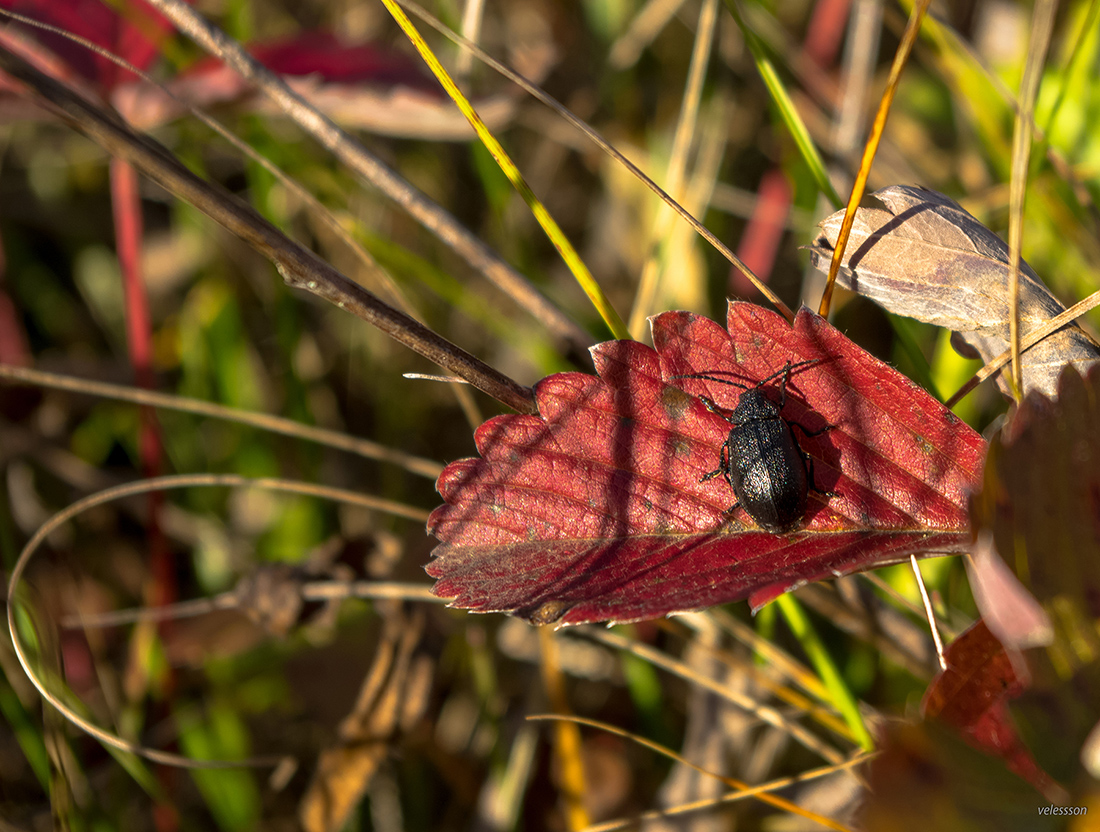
left=776, top=594, right=874, bottom=752
left=0, top=678, right=50, bottom=789
left=724, top=0, right=841, bottom=209
left=380, top=0, right=630, bottom=340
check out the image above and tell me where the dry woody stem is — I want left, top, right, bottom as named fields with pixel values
left=0, top=43, right=537, bottom=415
left=147, top=0, right=594, bottom=364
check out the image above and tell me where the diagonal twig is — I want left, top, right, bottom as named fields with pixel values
left=0, top=43, right=537, bottom=414
left=143, top=0, right=595, bottom=364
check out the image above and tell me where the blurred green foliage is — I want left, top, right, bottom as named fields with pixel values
left=0, top=0, right=1097, bottom=829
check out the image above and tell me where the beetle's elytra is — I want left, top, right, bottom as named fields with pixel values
left=674, top=359, right=831, bottom=534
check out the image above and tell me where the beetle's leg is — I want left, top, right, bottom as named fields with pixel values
left=719, top=443, right=740, bottom=514
left=699, top=437, right=741, bottom=515
left=775, top=360, right=794, bottom=408
left=790, top=418, right=838, bottom=498
left=696, top=395, right=736, bottom=423
left=803, top=452, right=838, bottom=499
left=791, top=420, right=834, bottom=439
left=721, top=435, right=737, bottom=487
left=700, top=439, right=730, bottom=483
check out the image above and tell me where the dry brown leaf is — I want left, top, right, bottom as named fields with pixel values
left=808, top=185, right=1100, bottom=398
left=299, top=605, right=431, bottom=832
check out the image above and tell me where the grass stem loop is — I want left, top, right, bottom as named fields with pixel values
left=7, top=473, right=425, bottom=772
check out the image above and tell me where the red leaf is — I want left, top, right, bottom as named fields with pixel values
left=0, top=0, right=176, bottom=88
left=246, top=32, right=439, bottom=91
left=921, top=620, right=1061, bottom=798
left=169, top=32, right=440, bottom=98
left=862, top=719, right=1054, bottom=831
left=428, top=303, right=986, bottom=625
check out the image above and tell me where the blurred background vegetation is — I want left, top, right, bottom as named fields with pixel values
left=0, top=0, right=1097, bottom=829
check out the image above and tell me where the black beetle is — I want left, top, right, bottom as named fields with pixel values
left=675, top=359, right=832, bottom=534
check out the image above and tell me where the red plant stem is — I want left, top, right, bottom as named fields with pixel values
left=731, top=170, right=792, bottom=295
left=804, top=0, right=852, bottom=70
left=0, top=222, right=29, bottom=365
left=0, top=280, right=31, bottom=368
left=112, top=161, right=154, bottom=388
left=110, top=159, right=174, bottom=611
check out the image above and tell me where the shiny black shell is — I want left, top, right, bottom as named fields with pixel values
left=716, top=389, right=808, bottom=533
left=680, top=360, right=825, bottom=534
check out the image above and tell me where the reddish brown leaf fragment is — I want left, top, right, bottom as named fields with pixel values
left=976, top=365, right=1100, bottom=615
left=428, top=303, right=986, bottom=625
left=862, top=720, right=1055, bottom=832
left=922, top=620, right=1056, bottom=794
left=969, top=365, right=1100, bottom=791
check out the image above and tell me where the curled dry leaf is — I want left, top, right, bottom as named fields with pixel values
left=300, top=606, right=431, bottom=832
left=807, top=185, right=1100, bottom=399
left=427, top=302, right=986, bottom=625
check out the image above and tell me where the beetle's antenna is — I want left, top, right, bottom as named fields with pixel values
left=672, top=372, right=750, bottom=390
left=672, top=357, right=823, bottom=389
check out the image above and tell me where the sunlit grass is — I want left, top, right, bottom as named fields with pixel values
left=0, top=0, right=1097, bottom=829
